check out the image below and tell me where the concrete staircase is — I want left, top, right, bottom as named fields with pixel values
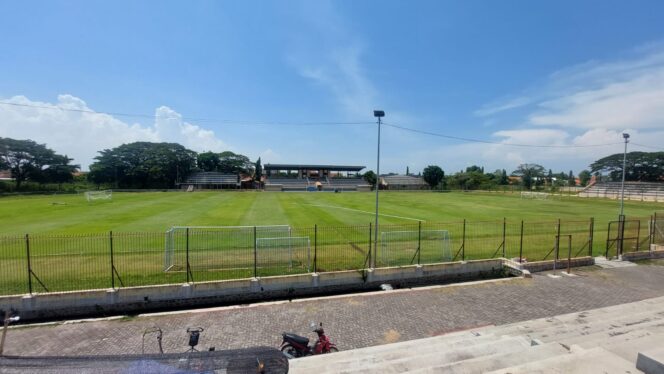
left=289, top=296, right=664, bottom=373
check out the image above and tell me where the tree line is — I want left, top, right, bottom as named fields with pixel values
left=1, top=136, right=662, bottom=191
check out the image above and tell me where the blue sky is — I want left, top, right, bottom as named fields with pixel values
left=1, top=0, right=664, bottom=174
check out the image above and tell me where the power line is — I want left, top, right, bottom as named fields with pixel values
left=0, top=101, right=372, bottom=126
left=631, top=143, right=664, bottom=151
left=0, top=100, right=642, bottom=149
left=382, top=122, right=623, bottom=149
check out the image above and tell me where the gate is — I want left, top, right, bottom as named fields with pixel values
left=606, top=219, right=642, bottom=258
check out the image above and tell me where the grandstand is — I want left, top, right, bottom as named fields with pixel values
left=579, top=181, right=664, bottom=202
left=180, top=172, right=240, bottom=190
left=381, top=174, right=428, bottom=190
left=264, top=164, right=366, bottom=191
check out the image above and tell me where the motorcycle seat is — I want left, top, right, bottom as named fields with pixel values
left=283, top=333, right=310, bottom=346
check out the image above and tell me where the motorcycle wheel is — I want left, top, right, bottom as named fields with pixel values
left=281, top=344, right=299, bottom=358
left=327, top=347, right=339, bottom=354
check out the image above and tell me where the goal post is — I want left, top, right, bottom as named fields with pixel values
left=255, top=236, right=311, bottom=274
left=163, top=225, right=292, bottom=272
left=520, top=191, right=549, bottom=200
left=84, top=190, right=112, bottom=202
left=380, top=230, right=451, bottom=266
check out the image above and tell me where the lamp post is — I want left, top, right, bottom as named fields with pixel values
left=619, top=133, right=630, bottom=218
left=373, top=110, right=385, bottom=268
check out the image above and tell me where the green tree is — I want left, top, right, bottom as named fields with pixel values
left=590, top=152, right=664, bottom=182
left=218, top=151, right=254, bottom=174
left=406, top=166, right=409, bottom=176
left=363, top=170, right=377, bottom=188
left=512, top=163, right=545, bottom=190
left=254, top=157, right=263, bottom=182
left=500, top=169, right=509, bottom=185
left=197, top=151, right=220, bottom=171
left=88, top=142, right=197, bottom=188
left=423, top=165, right=445, bottom=189
left=579, top=170, right=592, bottom=186
left=0, top=137, right=79, bottom=188
left=567, top=170, right=576, bottom=186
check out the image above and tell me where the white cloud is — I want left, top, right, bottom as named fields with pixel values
left=0, top=94, right=228, bottom=170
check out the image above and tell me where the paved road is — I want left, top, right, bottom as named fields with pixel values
left=4, top=263, right=664, bottom=356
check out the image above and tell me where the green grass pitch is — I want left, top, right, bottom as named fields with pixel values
left=0, top=191, right=660, bottom=295
left=0, top=190, right=657, bottom=234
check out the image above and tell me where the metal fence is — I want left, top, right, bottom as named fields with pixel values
left=0, top=216, right=658, bottom=296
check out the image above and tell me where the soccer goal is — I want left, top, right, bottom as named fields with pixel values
left=163, top=225, right=292, bottom=272
left=380, top=230, right=451, bottom=267
left=520, top=191, right=549, bottom=200
left=84, top=190, right=112, bottom=202
left=255, top=236, right=311, bottom=274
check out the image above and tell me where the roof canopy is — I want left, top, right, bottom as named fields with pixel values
left=264, top=164, right=365, bottom=172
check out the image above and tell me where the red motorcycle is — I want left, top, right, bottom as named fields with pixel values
left=280, top=322, right=338, bottom=358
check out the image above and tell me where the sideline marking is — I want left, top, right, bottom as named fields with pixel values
left=302, top=203, right=424, bottom=222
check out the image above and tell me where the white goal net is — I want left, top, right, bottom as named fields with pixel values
left=520, top=191, right=549, bottom=200
left=255, top=236, right=311, bottom=273
left=163, top=225, right=292, bottom=271
left=380, top=230, right=452, bottom=266
left=85, top=190, right=112, bottom=202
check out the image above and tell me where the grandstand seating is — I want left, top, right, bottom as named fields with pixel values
left=184, top=172, right=239, bottom=189
left=579, top=181, right=664, bottom=202
left=382, top=175, right=429, bottom=190
left=265, top=177, right=364, bottom=191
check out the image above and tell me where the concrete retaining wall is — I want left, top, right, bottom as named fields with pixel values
left=264, top=184, right=283, bottom=192
left=511, top=256, right=595, bottom=273
left=621, top=248, right=664, bottom=261
left=0, top=259, right=506, bottom=321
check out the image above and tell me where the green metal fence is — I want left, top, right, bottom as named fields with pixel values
left=0, top=215, right=657, bottom=296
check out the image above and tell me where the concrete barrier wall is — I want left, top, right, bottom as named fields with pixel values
left=515, top=256, right=595, bottom=273
left=622, top=249, right=664, bottom=261
left=0, top=259, right=507, bottom=321
left=264, top=184, right=283, bottom=191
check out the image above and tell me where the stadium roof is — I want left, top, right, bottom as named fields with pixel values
left=264, top=164, right=365, bottom=172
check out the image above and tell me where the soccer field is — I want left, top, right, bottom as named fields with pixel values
left=0, top=190, right=658, bottom=234
left=0, top=191, right=660, bottom=295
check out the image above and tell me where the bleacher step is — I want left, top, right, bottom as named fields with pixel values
left=407, top=343, right=569, bottom=374
left=300, top=336, right=533, bottom=374
left=485, top=347, right=637, bottom=374
left=289, top=334, right=507, bottom=372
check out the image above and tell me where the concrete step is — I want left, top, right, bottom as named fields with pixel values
left=325, top=336, right=533, bottom=374
left=637, top=346, right=664, bottom=374
left=408, top=342, right=570, bottom=374
left=289, top=331, right=499, bottom=369
left=575, top=328, right=664, bottom=363
left=485, top=347, right=637, bottom=374
left=556, top=320, right=664, bottom=348
left=486, top=297, right=664, bottom=340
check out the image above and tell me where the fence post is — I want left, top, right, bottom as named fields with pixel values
left=25, top=234, right=32, bottom=295
left=519, top=220, right=524, bottom=263
left=462, top=219, right=466, bottom=261
left=589, top=217, right=594, bottom=257
left=649, top=215, right=654, bottom=251
left=314, top=224, right=318, bottom=273
left=554, top=219, right=561, bottom=271
left=253, top=226, right=257, bottom=278
left=186, top=228, right=190, bottom=283
left=636, top=220, right=641, bottom=252
left=110, top=231, right=115, bottom=290
left=617, top=214, right=625, bottom=257
left=368, top=222, right=373, bottom=268
left=567, top=235, right=572, bottom=274
left=502, top=217, right=506, bottom=258
left=417, top=221, right=421, bottom=265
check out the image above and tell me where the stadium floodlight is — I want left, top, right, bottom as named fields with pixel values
left=620, top=133, right=630, bottom=218
left=373, top=109, right=385, bottom=268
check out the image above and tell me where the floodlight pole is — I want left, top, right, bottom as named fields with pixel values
left=373, top=110, right=385, bottom=269
left=619, top=133, right=630, bottom=218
